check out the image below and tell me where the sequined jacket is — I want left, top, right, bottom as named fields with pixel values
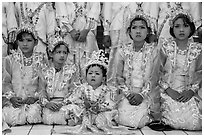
left=39, top=62, right=78, bottom=105
left=68, top=83, right=117, bottom=115
left=158, top=37, right=202, bottom=93
left=2, top=50, right=47, bottom=100
left=109, top=42, right=160, bottom=98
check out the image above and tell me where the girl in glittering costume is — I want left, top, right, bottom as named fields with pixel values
left=2, top=20, right=47, bottom=126
left=14, top=2, right=56, bottom=54
left=157, top=9, right=202, bottom=131
left=110, top=8, right=160, bottom=129
left=54, top=2, right=100, bottom=80
left=57, top=50, right=135, bottom=135
left=39, top=33, right=81, bottom=125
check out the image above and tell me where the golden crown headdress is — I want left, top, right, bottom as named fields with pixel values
left=48, top=27, right=69, bottom=52
left=168, top=2, right=194, bottom=28
left=127, top=3, right=156, bottom=34
left=84, top=50, right=109, bottom=71
left=16, top=2, right=46, bottom=41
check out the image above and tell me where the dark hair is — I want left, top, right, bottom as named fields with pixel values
left=127, top=17, right=151, bottom=43
left=86, top=64, right=107, bottom=79
left=47, top=43, right=69, bottom=60
left=52, top=42, right=69, bottom=53
left=14, top=31, right=38, bottom=51
left=16, top=31, right=37, bottom=41
left=170, top=14, right=196, bottom=38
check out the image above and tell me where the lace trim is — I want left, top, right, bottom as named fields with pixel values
left=162, top=38, right=201, bottom=73
left=3, top=91, right=16, bottom=99
left=121, top=42, right=154, bottom=95
left=43, top=64, right=76, bottom=97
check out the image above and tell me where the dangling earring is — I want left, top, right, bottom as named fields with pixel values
left=102, top=77, right=106, bottom=85
left=33, top=46, right=37, bottom=52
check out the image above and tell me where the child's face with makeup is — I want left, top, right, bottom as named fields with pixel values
left=52, top=44, right=68, bottom=65
left=86, top=65, right=103, bottom=89
left=129, top=20, right=148, bottom=42
left=173, top=18, right=191, bottom=41
left=17, top=33, right=37, bottom=55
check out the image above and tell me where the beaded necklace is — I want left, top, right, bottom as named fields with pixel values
left=162, top=39, right=201, bottom=88
left=23, top=55, right=33, bottom=66
left=81, top=84, right=106, bottom=114
left=123, top=42, right=154, bottom=91
left=44, top=64, right=76, bottom=98
left=10, top=50, right=43, bottom=80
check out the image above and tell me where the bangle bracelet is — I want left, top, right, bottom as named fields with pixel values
left=42, top=98, right=49, bottom=106
left=138, top=93, right=145, bottom=99
left=3, top=91, right=15, bottom=100
left=190, top=83, right=199, bottom=93
left=118, top=85, right=129, bottom=97
left=159, top=80, right=169, bottom=90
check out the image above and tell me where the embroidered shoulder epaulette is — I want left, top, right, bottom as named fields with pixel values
left=188, top=42, right=202, bottom=59
left=121, top=43, right=132, bottom=56
left=63, top=64, right=77, bottom=74
left=161, top=37, right=175, bottom=55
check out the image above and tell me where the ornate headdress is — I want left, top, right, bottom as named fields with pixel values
left=84, top=50, right=109, bottom=71
left=168, top=2, right=194, bottom=28
left=48, top=27, right=69, bottom=52
left=15, top=2, right=46, bottom=41
left=126, top=3, right=156, bottom=34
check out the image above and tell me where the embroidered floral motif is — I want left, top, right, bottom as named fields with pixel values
left=162, top=38, right=201, bottom=73
left=4, top=50, right=46, bottom=99
left=121, top=42, right=154, bottom=91
left=10, top=50, right=45, bottom=79
left=2, top=91, right=16, bottom=99
left=44, top=64, right=76, bottom=97
left=78, top=84, right=107, bottom=114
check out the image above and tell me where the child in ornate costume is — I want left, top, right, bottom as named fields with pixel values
left=156, top=5, right=202, bottom=131
left=14, top=2, right=56, bottom=54
left=150, top=2, right=202, bottom=40
left=109, top=7, right=160, bottom=129
left=2, top=15, right=47, bottom=126
left=54, top=2, right=100, bottom=81
left=56, top=50, right=135, bottom=135
left=39, top=31, right=81, bottom=125
left=105, top=2, right=157, bottom=84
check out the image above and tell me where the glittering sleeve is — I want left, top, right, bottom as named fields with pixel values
left=2, top=56, right=16, bottom=99
left=191, top=48, right=202, bottom=93
left=66, top=64, right=79, bottom=92
left=107, top=47, right=125, bottom=87
left=158, top=38, right=168, bottom=71
left=68, top=85, right=83, bottom=105
left=38, top=67, right=49, bottom=106
left=148, top=44, right=161, bottom=91
left=155, top=38, right=169, bottom=92
left=115, top=48, right=126, bottom=87
left=63, top=68, right=80, bottom=105
left=139, top=44, right=161, bottom=98
left=100, top=89, right=117, bottom=111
